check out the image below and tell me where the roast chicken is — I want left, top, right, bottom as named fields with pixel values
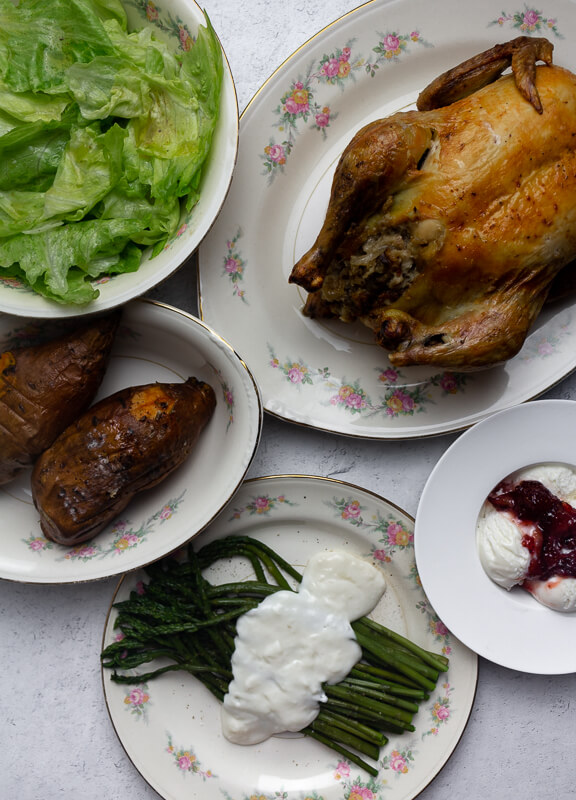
left=289, top=37, right=576, bottom=370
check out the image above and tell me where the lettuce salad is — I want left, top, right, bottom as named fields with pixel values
left=0, top=0, right=223, bottom=304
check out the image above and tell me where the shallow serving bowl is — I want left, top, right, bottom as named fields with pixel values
left=0, top=0, right=238, bottom=319
left=0, top=299, right=262, bottom=583
left=415, top=399, right=576, bottom=674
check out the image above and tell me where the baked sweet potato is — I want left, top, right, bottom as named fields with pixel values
left=0, top=311, right=121, bottom=485
left=31, top=377, right=217, bottom=545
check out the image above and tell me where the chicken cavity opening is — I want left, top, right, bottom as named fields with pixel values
left=313, top=218, right=444, bottom=323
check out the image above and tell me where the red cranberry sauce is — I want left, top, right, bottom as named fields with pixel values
left=488, top=479, right=576, bottom=580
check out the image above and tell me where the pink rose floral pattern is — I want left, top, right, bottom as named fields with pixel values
left=333, top=497, right=364, bottom=526
left=490, top=6, right=562, bottom=36
left=126, top=0, right=196, bottom=50
left=328, top=496, right=413, bottom=554
left=222, top=229, right=248, bottom=303
left=262, top=31, right=431, bottom=178
left=381, top=366, right=470, bottom=399
left=367, top=30, right=430, bottom=75
left=371, top=518, right=414, bottom=563
left=267, top=345, right=472, bottom=420
left=518, top=313, right=572, bottom=361
left=123, top=684, right=151, bottom=720
left=165, top=734, right=216, bottom=780
left=381, top=747, right=415, bottom=776
left=335, top=771, right=383, bottom=799
left=330, top=381, right=369, bottom=414
left=268, top=347, right=329, bottom=387
left=427, top=371, right=469, bottom=396
left=23, top=491, right=186, bottom=561
left=0, top=275, right=27, bottom=293
left=228, top=493, right=297, bottom=521
left=415, top=598, right=453, bottom=658
left=221, top=378, right=235, bottom=428
left=24, top=535, right=54, bottom=553
left=423, top=682, right=454, bottom=739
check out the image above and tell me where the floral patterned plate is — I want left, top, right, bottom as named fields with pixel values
left=198, top=0, right=576, bottom=439
left=102, top=475, right=478, bottom=800
left=0, top=299, right=262, bottom=583
left=0, top=0, right=238, bottom=318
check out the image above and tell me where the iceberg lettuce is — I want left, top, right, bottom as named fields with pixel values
left=0, top=0, right=223, bottom=303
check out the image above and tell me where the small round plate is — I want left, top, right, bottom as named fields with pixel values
left=415, top=399, right=576, bottom=674
left=102, top=475, right=478, bottom=800
left=0, top=299, right=262, bottom=583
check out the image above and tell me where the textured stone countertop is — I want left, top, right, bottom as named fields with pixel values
left=2, top=1, right=576, bottom=798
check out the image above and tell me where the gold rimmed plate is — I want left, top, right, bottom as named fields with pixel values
left=101, top=474, right=478, bottom=800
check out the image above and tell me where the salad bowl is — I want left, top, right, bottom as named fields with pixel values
left=0, top=0, right=238, bottom=318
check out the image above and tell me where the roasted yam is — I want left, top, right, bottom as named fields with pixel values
left=0, top=311, right=120, bottom=484
left=31, top=378, right=217, bottom=545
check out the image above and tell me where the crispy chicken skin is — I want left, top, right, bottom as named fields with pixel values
left=289, top=37, right=576, bottom=370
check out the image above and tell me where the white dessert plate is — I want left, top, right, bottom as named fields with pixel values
left=0, top=0, right=238, bottom=318
left=0, top=299, right=262, bottom=583
left=198, top=0, right=576, bottom=439
left=102, top=475, right=478, bottom=800
left=415, top=399, right=576, bottom=674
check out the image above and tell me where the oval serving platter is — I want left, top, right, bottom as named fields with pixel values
left=198, top=0, right=576, bottom=439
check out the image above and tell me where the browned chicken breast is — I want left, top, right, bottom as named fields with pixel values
left=289, top=37, right=576, bottom=370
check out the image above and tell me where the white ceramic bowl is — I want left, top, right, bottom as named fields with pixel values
left=415, top=399, right=576, bottom=674
left=0, top=0, right=238, bottom=318
left=0, top=299, right=262, bottom=583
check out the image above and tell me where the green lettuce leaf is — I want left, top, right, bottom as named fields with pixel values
left=0, top=218, right=143, bottom=303
left=0, top=108, right=80, bottom=192
left=0, top=0, right=117, bottom=93
left=43, top=123, right=125, bottom=221
left=0, top=0, right=223, bottom=304
left=0, top=83, right=70, bottom=123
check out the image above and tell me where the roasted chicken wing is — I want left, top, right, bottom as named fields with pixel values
left=289, top=37, right=576, bottom=370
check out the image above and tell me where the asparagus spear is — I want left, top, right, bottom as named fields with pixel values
left=101, top=535, right=448, bottom=777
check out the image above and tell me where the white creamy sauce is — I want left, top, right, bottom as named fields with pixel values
left=476, top=463, right=576, bottom=612
left=525, top=576, right=576, bottom=612
left=476, top=504, right=532, bottom=590
left=221, top=550, right=387, bottom=745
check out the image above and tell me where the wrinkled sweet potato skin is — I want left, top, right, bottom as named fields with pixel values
left=31, top=377, right=217, bottom=545
left=0, top=311, right=121, bottom=485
